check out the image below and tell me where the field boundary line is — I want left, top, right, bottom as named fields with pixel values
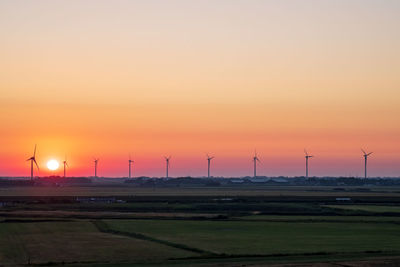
left=92, top=220, right=217, bottom=255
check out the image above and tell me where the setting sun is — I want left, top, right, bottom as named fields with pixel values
left=47, top=159, right=59, bottom=171
left=1, top=1, right=400, bottom=266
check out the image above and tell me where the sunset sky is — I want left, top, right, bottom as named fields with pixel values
left=1, top=0, right=399, bottom=177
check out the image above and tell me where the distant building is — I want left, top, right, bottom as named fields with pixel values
left=249, top=178, right=270, bottom=183
left=335, top=197, right=351, bottom=202
left=230, top=179, right=245, bottom=183
left=0, top=202, right=13, bottom=207
left=271, top=178, right=288, bottom=183
left=76, top=197, right=117, bottom=203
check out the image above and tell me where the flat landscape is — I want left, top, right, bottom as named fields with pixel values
left=2, top=0, right=399, bottom=266
left=1, top=184, right=400, bottom=266
left=0, top=221, right=195, bottom=265
left=1, top=184, right=400, bottom=196
left=103, top=219, right=400, bottom=255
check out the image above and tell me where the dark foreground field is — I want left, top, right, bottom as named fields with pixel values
left=1, top=185, right=400, bottom=266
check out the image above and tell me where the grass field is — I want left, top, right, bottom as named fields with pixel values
left=1, top=185, right=400, bottom=197
left=326, top=205, right=400, bottom=213
left=237, top=214, right=400, bottom=222
left=0, top=221, right=195, bottom=265
left=2, top=215, right=399, bottom=266
left=104, top=219, right=400, bottom=256
left=0, top=202, right=373, bottom=220
left=0, top=202, right=334, bottom=214
left=1, top=186, right=400, bottom=266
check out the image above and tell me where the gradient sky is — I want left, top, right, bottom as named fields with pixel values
left=1, top=0, right=399, bottom=177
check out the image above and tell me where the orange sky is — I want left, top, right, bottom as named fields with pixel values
left=0, top=0, right=399, bottom=177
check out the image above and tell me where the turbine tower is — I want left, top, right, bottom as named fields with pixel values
left=207, top=154, right=214, bottom=178
left=26, top=144, right=39, bottom=181
left=128, top=155, right=134, bottom=178
left=63, top=156, right=69, bottom=178
left=361, top=149, right=373, bottom=179
left=94, top=158, right=99, bottom=178
left=304, top=149, right=314, bottom=178
left=164, top=156, right=171, bottom=178
left=253, top=151, right=260, bottom=178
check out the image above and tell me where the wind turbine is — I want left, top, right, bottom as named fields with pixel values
left=207, top=154, right=214, bottom=178
left=361, top=149, right=373, bottom=179
left=26, top=144, right=39, bottom=181
left=164, top=156, right=171, bottom=178
left=63, top=156, right=69, bottom=178
left=304, top=149, right=314, bottom=178
left=128, top=155, right=134, bottom=178
left=253, top=151, right=260, bottom=178
left=94, top=158, right=99, bottom=178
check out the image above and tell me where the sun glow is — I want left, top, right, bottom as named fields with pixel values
left=47, top=159, right=60, bottom=171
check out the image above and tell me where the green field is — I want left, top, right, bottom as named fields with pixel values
left=0, top=218, right=393, bottom=265
left=326, top=205, right=400, bottom=213
left=237, top=214, right=400, bottom=222
left=1, top=185, right=400, bottom=196
left=1, top=186, right=400, bottom=266
left=104, top=219, right=400, bottom=255
left=0, top=221, right=195, bottom=265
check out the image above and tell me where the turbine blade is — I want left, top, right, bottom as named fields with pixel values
left=367, top=152, right=373, bottom=156
left=361, top=148, right=366, bottom=155
left=33, top=159, right=39, bottom=170
left=33, top=144, right=37, bottom=157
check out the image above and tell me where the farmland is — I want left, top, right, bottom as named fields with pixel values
left=103, top=219, right=400, bottom=255
left=0, top=221, right=195, bottom=265
left=325, top=205, right=400, bottom=213
left=1, top=184, right=400, bottom=266
left=1, top=184, right=400, bottom=197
